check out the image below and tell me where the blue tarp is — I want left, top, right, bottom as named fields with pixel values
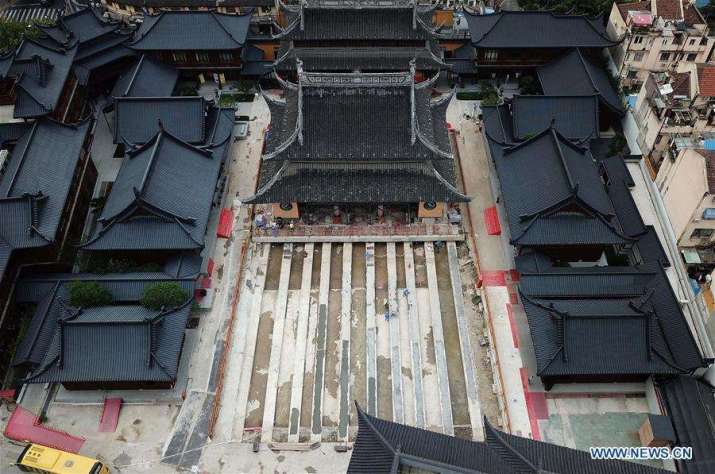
left=704, top=139, right=715, bottom=150
left=627, top=94, right=638, bottom=109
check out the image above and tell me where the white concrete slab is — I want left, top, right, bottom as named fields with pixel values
left=233, top=243, right=271, bottom=441
left=424, top=242, right=454, bottom=435
left=447, top=242, right=483, bottom=440
left=338, top=243, right=352, bottom=441
left=365, top=242, right=378, bottom=416
left=261, top=244, right=293, bottom=442
left=311, top=243, right=332, bottom=442
left=403, top=242, right=425, bottom=429
left=288, top=243, right=314, bottom=442
left=387, top=243, right=404, bottom=424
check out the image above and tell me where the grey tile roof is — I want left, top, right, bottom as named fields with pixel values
left=282, top=5, right=438, bottom=41
left=465, top=10, right=617, bottom=49
left=349, top=405, right=667, bottom=473
left=0, top=119, right=90, bottom=281
left=274, top=44, right=447, bottom=72
left=511, top=95, right=600, bottom=141
left=538, top=49, right=625, bottom=116
left=12, top=269, right=197, bottom=368
left=82, top=108, right=233, bottom=252
left=246, top=71, right=466, bottom=204
left=7, top=39, right=78, bottom=118
left=130, top=11, right=251, bottom=51
left=111, top=54, right=179, bottom=99
left=114, top=97, right=206, bottom=145
left=118, top=0, right=272, bottom=6
left=26, top=300, right=192, bottom=384
left=485, top=123, right=630, bottom=247
left=516, top=254, right=705, bottom=377
left=659, top=376, right=715, bottom=474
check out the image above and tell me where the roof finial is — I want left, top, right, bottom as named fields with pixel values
left=157, top=118, right=164, bottom=131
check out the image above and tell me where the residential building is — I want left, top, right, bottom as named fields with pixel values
left=632, top=64, right=715, bottom=173
left=607, top=0, right=714, bottom=89
left=349, top=405, right=667, bottom=473
left=463, top=10, right=617, bottom=71
left=245, top=68, right=468, bottom=219
left=655, top=148, right=715, bottom=263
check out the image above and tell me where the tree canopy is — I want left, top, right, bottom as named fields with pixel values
left=0, top=19, right=50, bottom=53
left=517, top=0, right=615, bottom=18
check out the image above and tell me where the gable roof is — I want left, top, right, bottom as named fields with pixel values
left=516, top=253, right=705, bottom=377
left=113, top=96, right=206, bottom=145
left=511, top=95, right=600, bottom=141
left=111, top=54, right=179, bottom=99
left=349, top=405, right=667, bottom=473
left=696, top=64, right=715, bottom=97
left=6, top=39, right=78, bottom=118
left=464, top=10, right=617, bottom=49
left=246, top=70, right=466, bottom=205
left=130, top=11, right=251, bottom=51
left=0, top=119, right=90, bottom=281
left=82, top=108, right=233, bottom=252
left=659, top=376, right=715, bottom=474
left=538, top=49, right=625, bottom=116
left=484, top=123, right=630, bottom=247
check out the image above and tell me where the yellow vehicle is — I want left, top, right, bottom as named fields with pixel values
left=16, top=444, right=109, bottom=474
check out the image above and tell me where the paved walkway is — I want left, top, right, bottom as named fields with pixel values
left=447, top=101, right=533, bottom=438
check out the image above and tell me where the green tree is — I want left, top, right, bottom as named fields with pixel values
left=141, top=283, right=189, bottom=310
left=517, top=0, right=614, bottom=17
left=0, top=19, right=50, bottom=53
left=68, top=281, right=113, bottom=308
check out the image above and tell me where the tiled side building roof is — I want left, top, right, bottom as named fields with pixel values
left=516, top=252, right=705, bottom=379
left=349, top=405, right=667, bottom=473
left=1, top=39, right=78, bottom=119
left=537, top=49, right=625, bottom=116
left=0, top=119, right=91, bottom=283
left=511, top=95, right=600, bottom=141
left=246, top=69, right=467, bottom=205
left=130, top=11, right=251, bottom=51
left=111, top=54, right=179, bottom=99
left=113, top=96, right=206, bottom=145
left=659, top=375, right=715, bottom=474
left=464, top=10, right=618, bottom=49
left=81, top=108, right=234, bottom=252
left=482, top=117, right=631, bottom=247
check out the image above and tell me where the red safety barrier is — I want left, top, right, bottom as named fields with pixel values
left=207, top=258, right=215, bottom=276
left=4, top=406, right=85, bottom=453
left=98, top=398, right=122, bottom=433
left=217, top=208, right=234, bottom=238
left=484, top=206, right=501, bottom=235
left=0, top=389, right=16, bottom=402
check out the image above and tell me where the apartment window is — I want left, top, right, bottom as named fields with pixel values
left=690, top=38, right=697, bottom=46
left=702, top=37, right=709, bottom=45
left=704, top=209, right=715, bottom=220
left=485, top=50, right=498, bottom=61
left=691, top=228, right=714, bottom=238
left=634, top=51, right=645, bottom=62
left=687, top=53, right=698, bottom=61
left=660, top=52, right=670, bottom=61
left=633, top=35, right=644, bottom=44
left=627, top=69, right=638, bottom=79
